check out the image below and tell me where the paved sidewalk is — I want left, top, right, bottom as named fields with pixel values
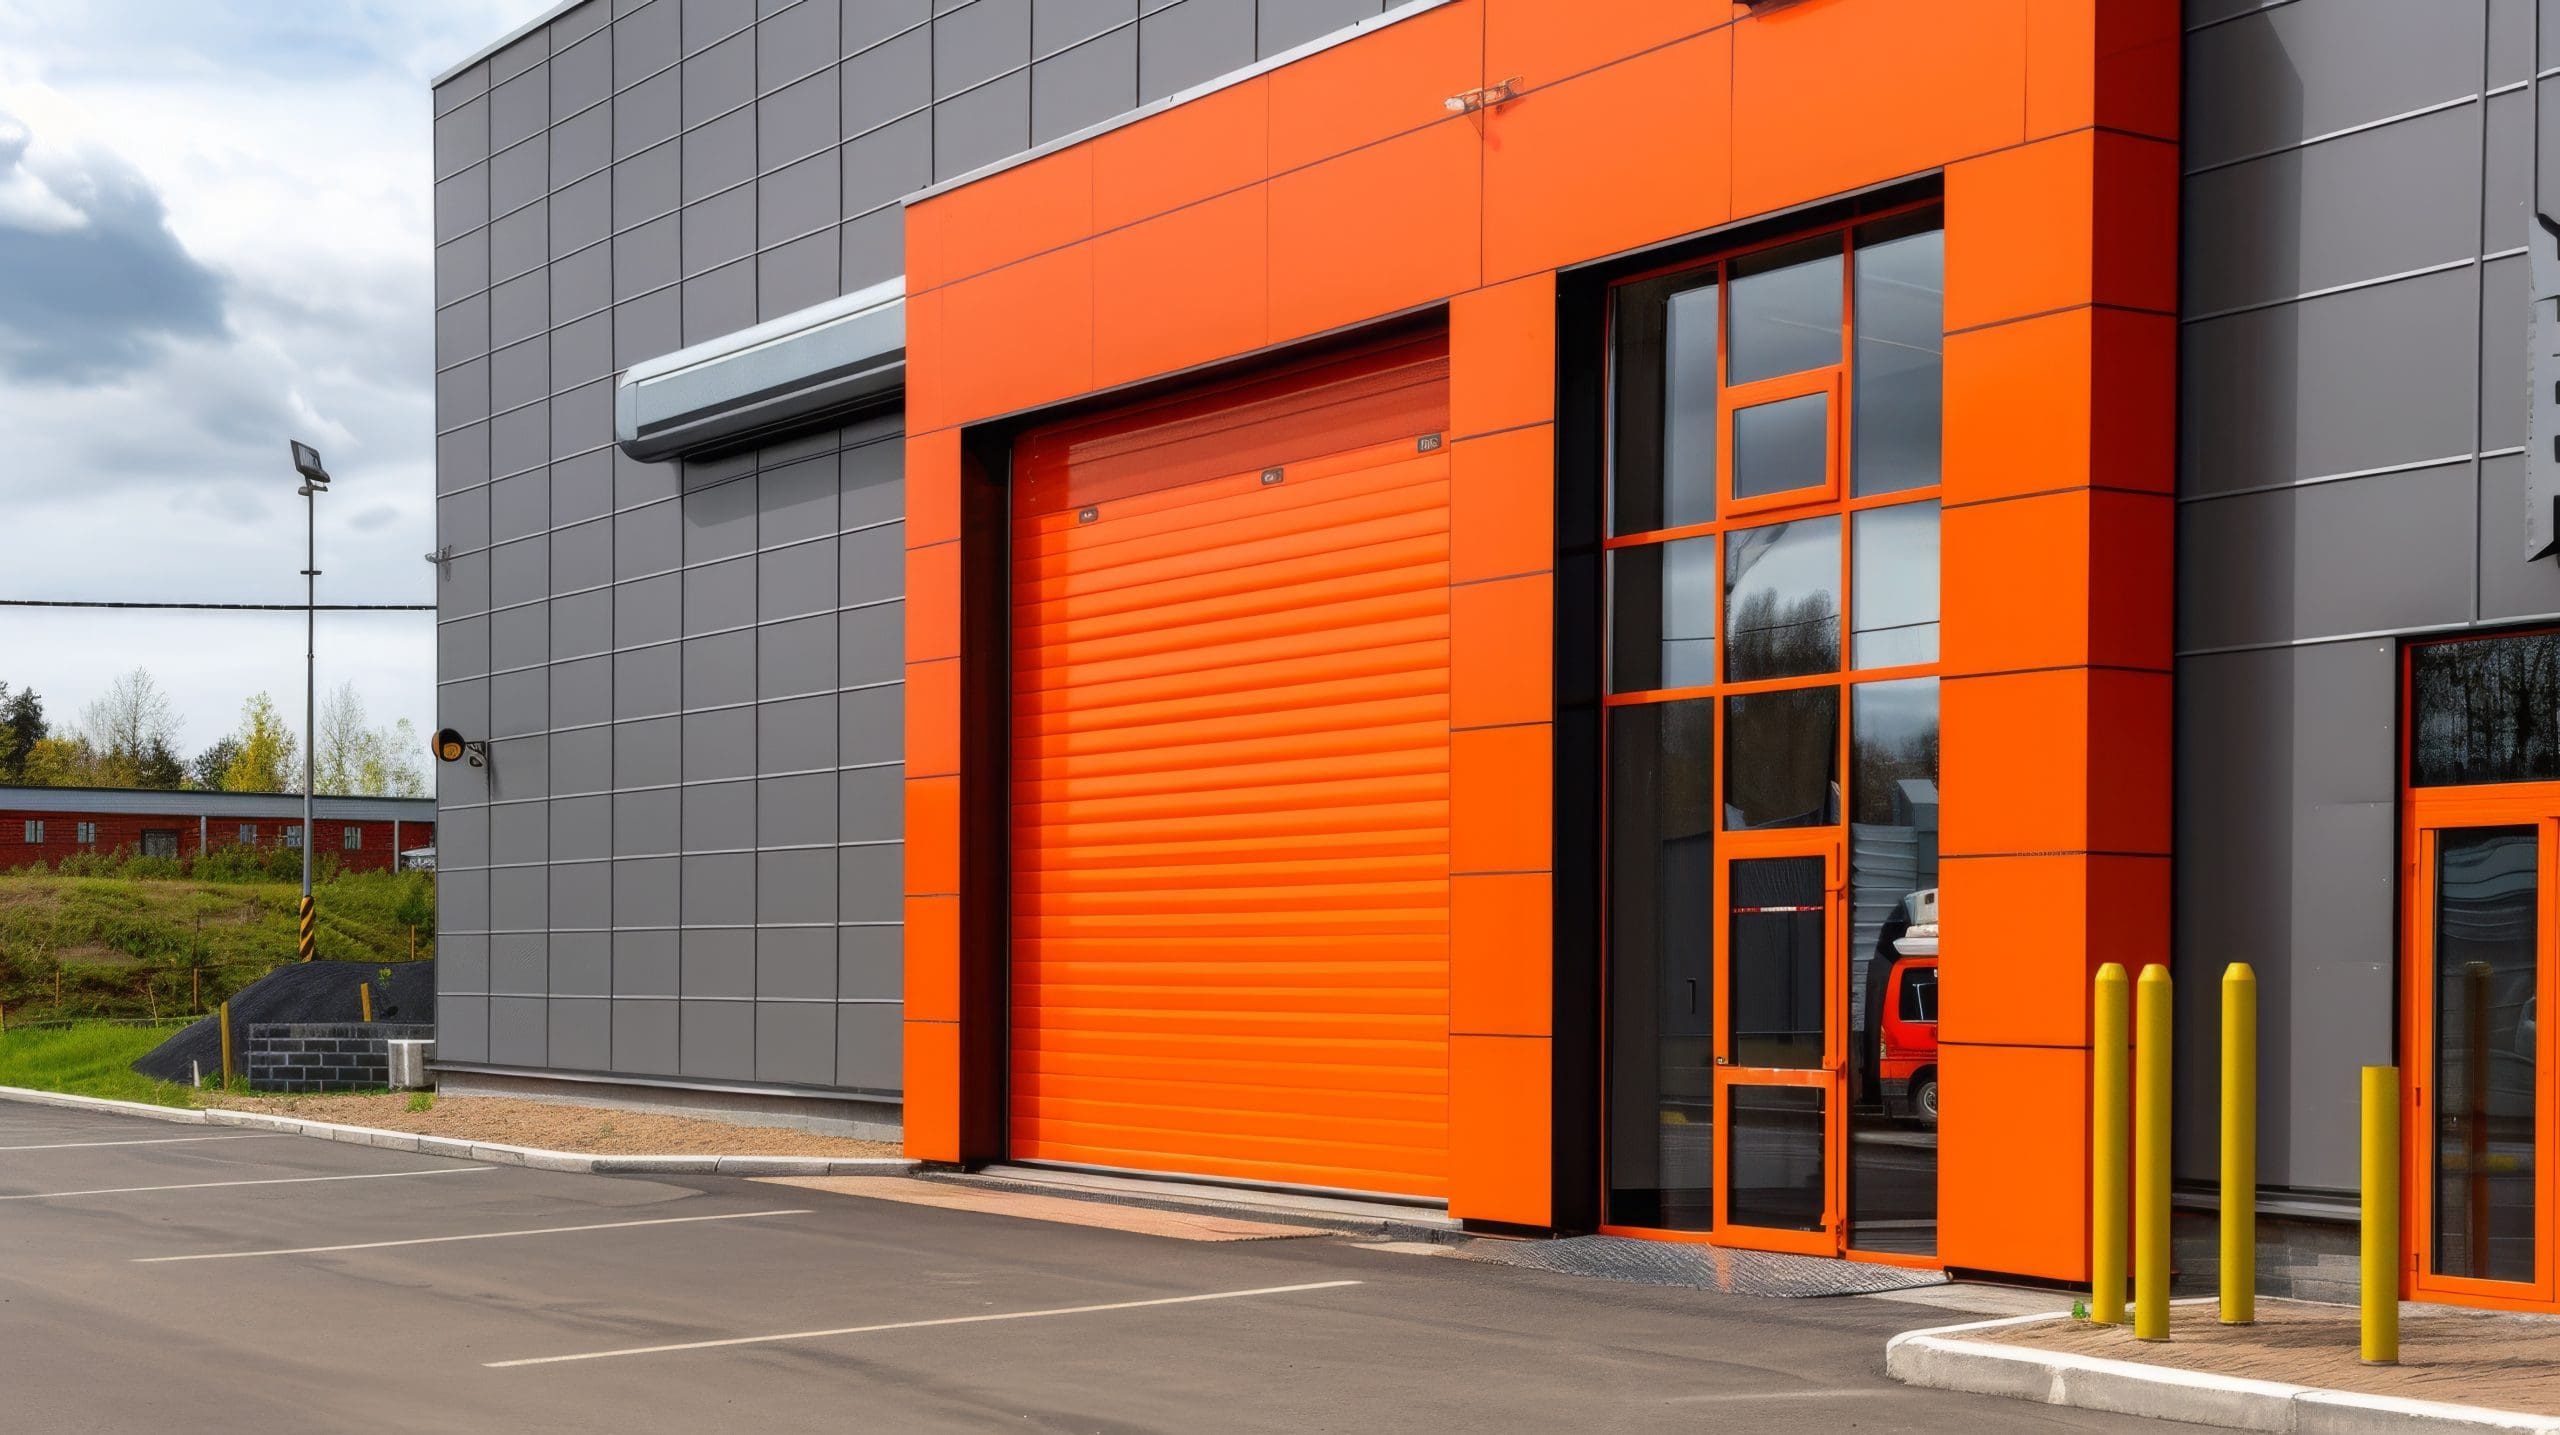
left=1892, top=1299, right=2560, bottom=1433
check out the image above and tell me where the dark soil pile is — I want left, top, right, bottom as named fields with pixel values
left=132, top=960, right=434, bottom=1084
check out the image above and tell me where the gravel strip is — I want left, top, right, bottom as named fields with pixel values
left=219, top=1092, right=903, bottom=1158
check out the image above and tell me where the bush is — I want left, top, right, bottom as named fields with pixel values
left=389, top=870, right=435, bottom=941
left=190, top=843, right=312, bottom=885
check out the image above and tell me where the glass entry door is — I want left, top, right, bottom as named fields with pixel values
left=2407, top=810, right=2557, bottom=1306
left=1716, top=845, right=1844, bottom=1253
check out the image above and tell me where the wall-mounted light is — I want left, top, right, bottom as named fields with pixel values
left=432, top=727, right=489, bottom=768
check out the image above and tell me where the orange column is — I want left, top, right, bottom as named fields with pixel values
left=1446, top=272, right=1558, bottom=1227
left=901, top=424, right=967, bottom=1163
left=1935, top=0, right=2178, bottom=1278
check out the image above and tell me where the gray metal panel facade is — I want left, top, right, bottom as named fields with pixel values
left=2175, top=0, right=2560, bottom=1191
left=431, top=0, right=1399, bottom=1096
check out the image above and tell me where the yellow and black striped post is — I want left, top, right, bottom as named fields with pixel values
left=296, top=895, right=316, bottom=962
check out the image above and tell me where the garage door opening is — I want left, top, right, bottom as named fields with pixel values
left=1008, top=334, right=1456, bottom=1200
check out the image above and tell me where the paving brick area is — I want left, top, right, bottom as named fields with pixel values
left=1983, top=1299, right=2560, bottom=1417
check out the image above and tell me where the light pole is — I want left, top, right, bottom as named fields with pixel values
left=289, top=441, right=331, bottom=962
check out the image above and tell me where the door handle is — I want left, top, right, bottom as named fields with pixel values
left=1685, top=978, right=1698, bottom=1014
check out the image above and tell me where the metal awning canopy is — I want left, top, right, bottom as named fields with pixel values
left=614, top=279, right=905, bottom=462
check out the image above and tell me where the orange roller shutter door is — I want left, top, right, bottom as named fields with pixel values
left=1009, top=335, right=1456, bottom=1199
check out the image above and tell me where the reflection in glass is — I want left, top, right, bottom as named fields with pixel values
left=1728, top=237, right=1844, bottom=385
left=1664, top=285, right=1720, bottom=528
left=1849, top=677, right=1940, bottom=1253
left=2430, top=826, right=2539, bottom=1284
left=1852, top=502, right=1940, bottom=668
left=1730, top=857, right=1827, bottom=1069
left=1733, top=392, right=1830, bottom=501
left=2411, top=634, right=2560, bottom=787
left=1726, top=687, right=1840, bottom=830
left=1853, top=219, right=1944, bottom=496
left=1610, top=276, right=1718, bottom=536
left=1607, top=700, right=1718, bottom=1230
left=1726, top=517, right=1842, bottom=682
left=1610, top=537, right=1718, bottom=693
left=1728, top=1086, right=1827, bottom=1231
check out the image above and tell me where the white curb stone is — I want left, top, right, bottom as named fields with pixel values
left=0, top=1086, right=918, bottom=1179
left=1887, top=1314, right=2560, bottom=1435
left=2294, top=1391, right=2560, bottom=1435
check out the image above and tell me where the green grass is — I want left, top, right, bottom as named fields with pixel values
left=0, top=867, right=433, bottom=1023
left=0, top=1023, right=200, bottom=1107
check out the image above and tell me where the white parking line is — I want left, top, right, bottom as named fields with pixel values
left=0, top=1134, right=288, bottom=1153
left=137, top=1208, right=815, bottom=1263
left=488, top=1279, right=1366, bottom=1368
left=0, top=1166, right=494, bottom=1201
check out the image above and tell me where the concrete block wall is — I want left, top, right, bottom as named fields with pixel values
left=246, top=1024, right=434, bottom=1093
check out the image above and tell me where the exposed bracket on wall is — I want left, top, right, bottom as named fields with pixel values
left=1444, top=77, right=1520, bottom=114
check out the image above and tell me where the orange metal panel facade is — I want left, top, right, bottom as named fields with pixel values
left=903, top=0, right=2177, bottom=1274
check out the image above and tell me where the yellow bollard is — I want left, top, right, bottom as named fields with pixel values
left=2135, top=966, right=2173, bottom=1341
left=2362, top=1065, right=2400, bottom=1364
left=218, top=1000, right=233, bottom=1087
left=360, top=982, right=373, bottom=1024
left=2091, top=964, right=2130, bottom=1324
left=2222, top=963, right=2257, bottom=1324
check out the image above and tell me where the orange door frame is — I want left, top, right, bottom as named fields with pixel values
left=1712, top=829, right=1850, bottom=1257
left=2400, top=785, right=2560, bottom=1312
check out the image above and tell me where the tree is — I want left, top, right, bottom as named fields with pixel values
left=18, top=735, right=96, bottom=787
left=190, top=736, right=243, bottom=791
left=362, top=719, right=429, bottom=798
left=77, top=668, right=181, bottom=787
left=136, top=736, right=186, bottom=790
left=220, top=693, right=299, bottom=794
left=313, top=683, right=428, bottom=797
left=0, top=685, right=45, bottom=782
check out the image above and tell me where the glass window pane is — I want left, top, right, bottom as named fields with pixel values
left=1853, top=219, right=1943, bottom=496
left=1725, top=686, right=1839, bottom=830
left=1607, top=699, right=1718, bottom=1230
left=2411, top=634, right=2560, bottom=786
left=1732, top=391, right=1829, bottom=501
left=1610, top=536, right=1718, bottom=693
left=1843, top=675, right=1935, bottom=1243
left=2430, top=826, right=2539, bottom=1284
left=1664, top=284, right=1719, bottom=527
left=1729, top=856, right=1826, bottom=1069
left=1727, top=1086, right=1826, bottom=1231
left=1609, top=280, right=1667, bottom=536
left=1725, top=516, right=1841, bottom=682
left=1728, top=238, right=1843, bottom=384
left=1611, top=275, right=1718, bottom=535
left=1852, top=501, right=1940, bottom=668
left=1849, top=677, right=1941, bottom=1247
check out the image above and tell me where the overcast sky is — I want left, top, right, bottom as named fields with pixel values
left=0, top=0, right=555, bottom=759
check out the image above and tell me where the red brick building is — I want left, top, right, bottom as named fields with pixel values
left=0, top=786, right=435, bottom=874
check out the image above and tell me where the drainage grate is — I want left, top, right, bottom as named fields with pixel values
left=1459, top=1235, right=1948, bottom=1297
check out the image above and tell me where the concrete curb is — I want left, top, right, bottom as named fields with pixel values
left=0, top=1086, right=918, bottom=1178
left=1886, top=1313, right=2560, bottom=1434
left=0, top=1086, right=210, bottom=1124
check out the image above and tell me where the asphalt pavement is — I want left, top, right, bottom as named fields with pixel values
left=0, top=1100, right=2173, bottom=1434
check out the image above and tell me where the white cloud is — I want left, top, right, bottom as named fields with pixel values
left=0, top=0, right=558, bottom=760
